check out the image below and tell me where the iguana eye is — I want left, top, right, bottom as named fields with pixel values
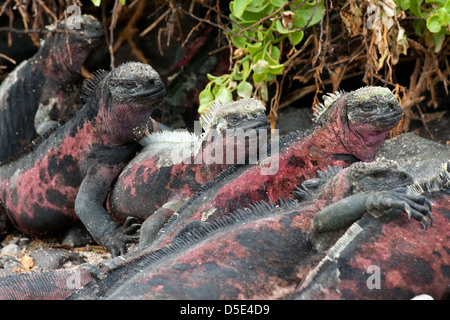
left=361, top=104, right=372, bottom=112
left=122, top=82, right=136, bottom=90
left=226, top=114, right=241, bottom=125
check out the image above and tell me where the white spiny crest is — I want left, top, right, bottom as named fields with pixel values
left=199, top=100, right=224, bottom=132
left=407, top=161, right=450, bottom=195
left=139, top=130, right=200, bottom=148
left=312, top=90, right=346, bottom=122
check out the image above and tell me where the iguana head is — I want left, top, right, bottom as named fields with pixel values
left=200, top=98, right=269, bottom=134
left=344, top=160, right=413, bottom=193
left=314, top=86, right=403, bottom=162
left=42, top=15, right=103, bottom=72
left=199, top=98, right=270, bottom=164
left=83, top=62, right=165, bottom=143
left=296, top=160, right=413, bottom=202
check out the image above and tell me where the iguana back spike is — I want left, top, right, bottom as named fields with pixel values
left=138, top=130, right=199, bottom=148
left=80, top=69, right=109, bottom=103
left=199, top=100, right=223, bottom=131
left=312, top=90, right=346, bottom=122
left=408, top=161, right=450, bottom=195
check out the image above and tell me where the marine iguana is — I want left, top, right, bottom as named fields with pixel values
left=0, top=61, right=165, bottom=257
left=0, top=15, right=104, bottom=162
left=0, top=159, right=439, bottom=299
left=144, top=86, right=404, bottom=249
left=294, top=163, right=450, bottom=300
left=73, top=161, right=445, bottom=300
left=108, top=98, right=270, bottom=234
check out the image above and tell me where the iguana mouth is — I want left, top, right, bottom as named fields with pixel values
left=376, top=111, right=403, bottom=128
left=236, top=116, right=271, bottom=132
left=131, top=86, right=166, bottom=101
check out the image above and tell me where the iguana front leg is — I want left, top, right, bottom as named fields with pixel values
left=311, top=188, right=433, bottom=235
left=75, top=165, right=140, bottom=256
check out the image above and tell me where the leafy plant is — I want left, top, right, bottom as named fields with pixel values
left=198, top=0, right=324, bottom=113
left=91, top=0, right=126, bottom=6
left=398, top=0, right=450, bottom=51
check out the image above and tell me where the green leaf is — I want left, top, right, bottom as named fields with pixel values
left=253, top=59, right=269, bottom=74
left=119, top=0, right=126, bottom=4
left=237, top=81, right=253, bottom=98
left=427, top=14, right=442, bottom=33
left=199, top=85, right=214, bottom=107
left=276, top=19, right=290, bottom=34
left=432, top=32, right=446, bottom=52
left=198, top=83, right=214, bottom=113
left=260, top=82, right=269, bottom=101
left=270, top=45, right=280, bottom=61
left=245, top=2, right=273, bottom=14
left=230, top=35, right=247, bottom=48
left=91, top=0, right=102, bottom=6
left=438, top=7, right=448, bottom=23
left=413, top=19, right=426, bottom=36
left=253, top=71, right=267, bottom=83
left=247, top=41, right=263, bottom=54
left=446, top=0, right=450, bottom=13
left=215, top=86, right=233, bottom=104
left=231, top=0, right=253, bottom=19
left=270, top=0, right=285, bottom=6
left=426, top=0, right=446, bottom=5
left=290, top=30, right=304, bottom=45
left=296, top=2, right=325, bottom=28
left=399, top=0, right=410, bottom=10
left=268, top=63, right=284, bottom=75
left=410, top=0, right=425, bottom=18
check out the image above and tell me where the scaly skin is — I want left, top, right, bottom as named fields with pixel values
left=146, top=86, right=403, bottom=249
left=108, top=98, right=270, bottom=226
left=294, top=167, right=450, bottom=300
left=0, top=62, right=165, bottom=256
left=0, top=159, right=432, bottom=299
left=0, top=15, right=104, bottom=162
left=0, top=160, right=442, bottom=300
left=67, top=160, right=434, bottom=299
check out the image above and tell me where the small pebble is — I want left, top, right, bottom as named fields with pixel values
left=1, top=243, right=21, bottom=256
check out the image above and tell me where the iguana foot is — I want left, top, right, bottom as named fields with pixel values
left=365, top=187, right=433, bottom=230
left=100, top=217, right=141, bottom=257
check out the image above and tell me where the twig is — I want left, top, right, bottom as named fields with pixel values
left=0, top=0, right=11, bottom=17
left=178, top=7, right=260, bottom=43
left=109, top=0, right=123, bottom=69
left=64, top=10, right=73, bottom=65
left=36, top=0, right=57, bottom=23
left=415, top=102, right=434, bottom=140
left=0, top=53, right=16, bottom=64
left=140, top=8, right=170, bottom=37
left=237, top=0, right=298, bottom=35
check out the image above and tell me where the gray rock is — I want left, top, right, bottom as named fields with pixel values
left=1, top=256, right=20, bottom=271
left=276, top=106, right=313, bottom=136
left=377, top=132, right=450, bottom=181
left=1, top=243, right=21, bottom=256
left=30, top=248, right=86, bottom=271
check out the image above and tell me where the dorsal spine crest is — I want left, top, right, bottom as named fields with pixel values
left=139, top=130, right=199, bottom=148
left=312, top=90, right=346, bottom=122
left=199, top=100, right=223, bottom=131
left=80, top=69, right=109, bottom=103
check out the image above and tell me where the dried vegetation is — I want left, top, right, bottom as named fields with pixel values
left=0, top=0, right=449, bottom=134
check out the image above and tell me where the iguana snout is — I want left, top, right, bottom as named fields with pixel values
left=108, top=62, right=165, bottom=105
left=346, top=86, right=403, bottom=130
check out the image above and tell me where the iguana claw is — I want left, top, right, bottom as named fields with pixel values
left=366, top=188, right=433, bottom=230
left=101, top=217, right=141, bottom=257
